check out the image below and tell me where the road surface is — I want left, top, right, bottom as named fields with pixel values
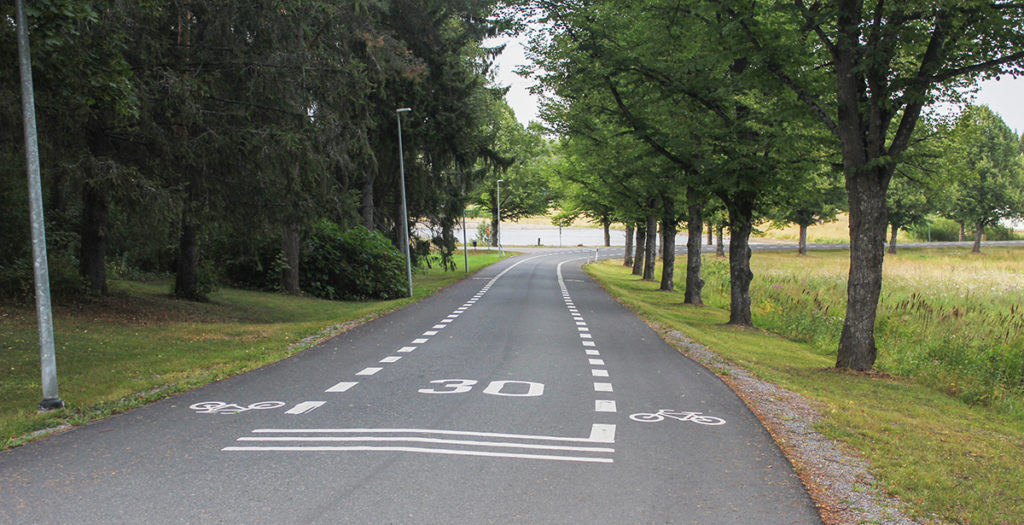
left=0, top=251, right=821, bottom=524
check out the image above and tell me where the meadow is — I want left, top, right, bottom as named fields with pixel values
left=702, top=247, right=1024, bottom=417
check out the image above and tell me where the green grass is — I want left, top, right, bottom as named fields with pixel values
left=0, top=251, right=508, bottom=448
left=586, top=251, right=1024, bottom=524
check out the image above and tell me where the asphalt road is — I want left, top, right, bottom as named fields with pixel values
left=0, top=251, right=821, bottom=524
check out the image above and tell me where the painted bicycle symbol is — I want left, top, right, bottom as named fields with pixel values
left=189, top=401, right=285, bottom=415
left=629, top=409, right=726, bottom=426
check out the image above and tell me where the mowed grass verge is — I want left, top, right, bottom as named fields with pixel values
left=0, top=251, right=509, bottom=448
left=586, top=249, right=1024, bottom=525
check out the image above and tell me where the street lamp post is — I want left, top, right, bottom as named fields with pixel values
left=16, top=0, right=63, bottom=411
left=396, top=108, right=413, bottom=298
left=496, top=179, right=504, bottom=256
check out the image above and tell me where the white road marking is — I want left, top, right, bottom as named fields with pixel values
left=585, top=349, right=601, bottom=356
left=592, top=369, right=609, bottom=377
left=412, top=338, right=429, bottom=343
left=589, top=359, right=605, bottom=366
left=356, top=367, right=383, bottom=376
left=398, top=346, right=417, bottom=352
left=251, top=425, right=615, bottom=443
left=580, top=333, right=592, bottom=339
left=380, top=356, right=402, bottom=363
left=578, top=326, right=589, bottom=331
left=222, top=446, right=613, bottom=463
left=285, top=401, right=325, bottom=415
left=441, top=319, right=453, bottom=323
left=432, top=325, right=446, bottom=329
left=588, top=424, right=616, bottom=443
left=594, top=383, right=613, bottom=392
left=236, top=436, right=613, bottom=453
left=423, top=331, right=438, bottom=336
left=325, top=381, right=358, bottom=393
left=595, top=400, right=617, bottom=413
left=446, top=315, right=459, bottom=319
left=582, top=341, right=596, bottom=347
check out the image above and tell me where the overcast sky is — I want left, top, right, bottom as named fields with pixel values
left=489, top=36, right=1024, bottom=135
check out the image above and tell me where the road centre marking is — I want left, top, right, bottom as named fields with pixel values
left=398, top=346, right=417, bottom=352
left=412, top=338, right=430, bottom=343
left=285, top=401, right=325, bottom=415
left=326, top=382, right=358, bottom=393
left=595, top=400, right=617, bottom=412
left=592, top=369, right=609, bottom=377
left=594, top=383, right=613, bottom=392
left=380, top=356, right=402, bottom=363
left=356, top=367, right=382, bottom=376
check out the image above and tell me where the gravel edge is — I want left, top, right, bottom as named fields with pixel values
left=651, top=324, right=921, bottom=525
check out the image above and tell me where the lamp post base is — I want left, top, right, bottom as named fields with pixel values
left=38, top=398, right=65, bottom=412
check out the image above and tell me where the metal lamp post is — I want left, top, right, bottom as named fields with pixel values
left=396, top=108, right=413, bottom=297
left=496, top=179, right=505, bottom=256
left=16, top=0, right=63, bottom=411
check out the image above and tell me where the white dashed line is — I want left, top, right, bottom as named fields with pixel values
left=398, top=346, right=417, bottom=352
left=592, top=369, right=609, bottom=377
left=594, top=383, right=614, bottom=392
left=285, top=401, right=326, bottom=415
left=595, top=400, right=617, bottom=413
left=356, top=367, right=383, bottom=376
left=380, top=356, right=402, bottom=363
left=412, top=338, right=429, bottom=344
left=588, top=359, right=605, bottom=366
left=585, top=349, right=601, bottom=356
left=326, top=381, right=358, bottom=393
left=582, top=341, right=596, bottom=347
left=423, top=331, right=438, bottom=336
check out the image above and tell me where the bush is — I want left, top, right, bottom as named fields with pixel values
left=301, top=222, right=407, bottom=300
left=925, top=216, right=1022, bottom=242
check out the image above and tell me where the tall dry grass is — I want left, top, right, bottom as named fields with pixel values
left=702, top=247, right=1024, bottom=417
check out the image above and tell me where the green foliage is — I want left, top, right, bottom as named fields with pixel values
left=942, top=105, right=1024, bottom=230
left=301, top=222, right=406, bottom=300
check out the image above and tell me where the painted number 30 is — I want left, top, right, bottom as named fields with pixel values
left=418, top=379, right=545, bottom=397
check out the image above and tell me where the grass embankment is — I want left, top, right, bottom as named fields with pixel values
left=587, top=247, right=1024, bottom=524
left=0, top=251, right=508, bottom=448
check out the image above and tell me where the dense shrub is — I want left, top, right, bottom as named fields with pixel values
left=301, top=222, right=406, bottom=300
left=924, top=216, right=1022, bottom=242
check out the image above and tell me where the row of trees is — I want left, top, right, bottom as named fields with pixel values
left=519, top=0, right=1024, bottom=371
left=2, top=0, right=553, bottom=301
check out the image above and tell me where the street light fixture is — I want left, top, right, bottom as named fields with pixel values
left=396, top=107, right=413, bottom=298
left=496, top=179, right=505, bottom=256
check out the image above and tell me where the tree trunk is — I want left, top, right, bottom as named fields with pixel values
left=643, top=214, right=657, bottom=280
left=602, top=217, right=611, bottom=247
left=959, top=222, right=966, bottom=242
left=888, top=224, right=899, bottom=255
left=624, top=222, right=634, bottom=266
left=836, top=169, right=890, bottom=370
left=684, top=194, right=704, bottom=305
left=726, top=194, right=755, bottom=326
left=361, top=166, right=374, bottom=231
left=706, top=224, right=713, bottom=245
left=491, top=213, right=499, bottom=247
left=632, top=223, right=645, bottom=276
left=798, top=223, right=808, bottom=255
left=174, top=214, right=200, bottom=301
left=660, top=213, right=676, bottom=292
left=715, top=225, right=725, bottom=257
left=280, top=225, right=301, bottom=294
left=79, top=182, right=108, bottom=295
left=972, top=222, right=984, bottom=253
